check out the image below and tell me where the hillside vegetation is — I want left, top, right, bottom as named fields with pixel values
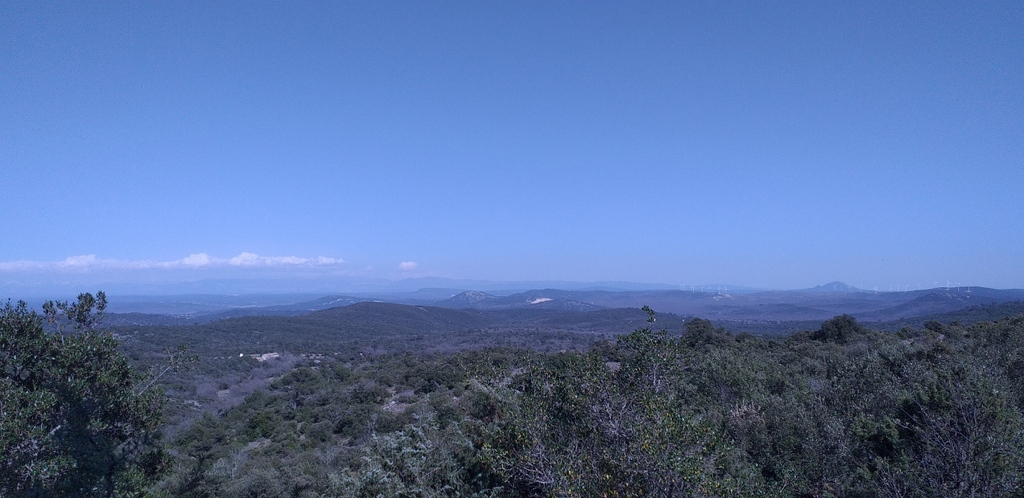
left=5, top=296, right=1024, bottom=497
left=145, top=308, right=1024, bottom=497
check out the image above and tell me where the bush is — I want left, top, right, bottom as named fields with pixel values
left=0, top=294, right=166, bottom=497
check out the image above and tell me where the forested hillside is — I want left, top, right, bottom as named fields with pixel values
left=5, top=296, right=1024, bottom=497
left=149, top=310, right=1024, bottom=497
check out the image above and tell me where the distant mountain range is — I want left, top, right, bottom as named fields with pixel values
left=432, top=284, right=1024, bottom=322
left=1, top=275, right=685, bottom=298
left=98, top=282, right=1024, bottom=334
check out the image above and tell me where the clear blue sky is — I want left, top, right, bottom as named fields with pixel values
left=2, top=1, right=1022, bottom=293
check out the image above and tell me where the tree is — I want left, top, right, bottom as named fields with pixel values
left=482, top=311, right=765, bottom=497
left=812, top=314, right=864, bottom=344
left=0, top=293, right=167, bottom=497
left=872, top=360, right=1024, bottom=497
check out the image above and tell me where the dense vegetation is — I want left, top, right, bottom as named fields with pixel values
left=149, top=309, right=1024, bottom=497
left=1, top=294, right=167, bottom=497
left=5, top=295, right=1024, bottom=496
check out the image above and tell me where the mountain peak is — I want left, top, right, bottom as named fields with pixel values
left=440, top=290, right=496, bottom=306
left=807, top=281, right=862, bottom=293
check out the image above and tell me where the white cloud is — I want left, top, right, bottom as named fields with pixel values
left=178, top=253, right=213, bottom=267
left=265, top=256, right=310, bottom=265
left=398, top=261, right=419, bottom=271
left=61, top=254, right=99, bottom=267
left=0, top=252, right=346, bottom=272
left=229, top=252, right=263, bottom=266
left=0, top=260, right=46, bottom=272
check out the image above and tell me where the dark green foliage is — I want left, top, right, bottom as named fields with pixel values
left=119, top=307, right=1024, bottom=496
left=812, top=313, right=865, bottom=343
left=683, top=317, right=732, bottom=346
left=478, top=316, right=768, bottom=497
left=1, top=294, right=166, bottom=497
left=887, top=362, right=1023, bottom=496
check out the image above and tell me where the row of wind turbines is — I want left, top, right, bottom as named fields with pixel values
left=863, top=281, right=972, bottom=294
left=673, top=282, right=975, bottom=294
left=676, top=285, right=731, bottom=294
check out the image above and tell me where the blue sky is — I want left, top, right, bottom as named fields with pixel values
left=2, top=1, right=1022, bottom=294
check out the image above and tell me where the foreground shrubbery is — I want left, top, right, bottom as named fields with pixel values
left=5, top=295, right=1024, bottom=497
left=1, top=295, right=166, bottom=497
left=151, top=312, right=1024, bottom=497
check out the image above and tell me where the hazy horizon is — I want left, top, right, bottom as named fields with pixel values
left=0, top=259, right=1013, bottom=301
left=3, top=3, right=1021, bottom=294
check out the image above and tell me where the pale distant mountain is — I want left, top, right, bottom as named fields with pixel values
left=437, top=289, right=603, bottom=311
left=93, top=282, right=1024, bottom=329
left=431, top=284, right=1024, bottom=322
left=1, top=275, right=683, bottom=298
left=803, top=281, right=866, bottom=293
left=441, top=290, right=498, bottom=307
